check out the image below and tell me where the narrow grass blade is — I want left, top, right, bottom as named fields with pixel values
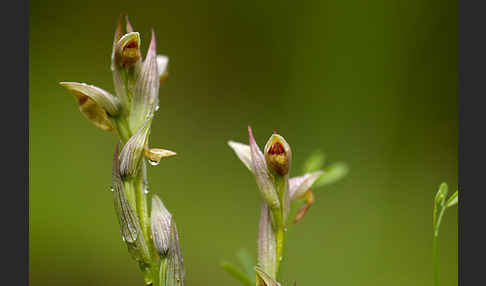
left=220, top=261, right=253, bottom=286
left=446, top=190, right=458, bottom=208
left=314, top=162, right=349, bottom=188
left=236, top=249, right=256, bottom=285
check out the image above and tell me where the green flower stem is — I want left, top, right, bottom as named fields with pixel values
left=273, top=175, right=287, bottom=279
left=123, top=179, right=136, bottom=211
left=275, top=227, right=284, bottom=278
left=433, top=233, right=439, bottom=286
left=134, top=163, right=159, bottom=279
left=158, top=257, right=168, bottom=285
left=135, top=171, right=149, bottom=237
left=113, top=115, right=132, bottom=143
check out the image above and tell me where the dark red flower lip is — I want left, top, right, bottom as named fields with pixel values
left=268, top=142, right=286, bottom=155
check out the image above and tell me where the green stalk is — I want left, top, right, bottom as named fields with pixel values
left=273, top=175, right=287, bottom=278
left=123, top=179, right=136, bottom=212
left=134, top=161, right=163, bottom=285
left=432, top=201, right=447, bottom=286
left=433, top=233, right=439, bottom=286
left=275, top=227, right=284, bottom=278
left=135, top=173, right=149, bottom=236
left=113, top=115, right=132, bottom=143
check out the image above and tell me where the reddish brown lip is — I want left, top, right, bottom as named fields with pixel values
left=268, top=142, right=285, bottom=155
left=125, top=41, right=138, bottom=49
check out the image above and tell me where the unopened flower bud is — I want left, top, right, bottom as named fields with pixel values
left=151, top=195, right=172, bottom=256
left=264, top=134, right=292, bottom=176
left=119, top=120, right=151, bottom=177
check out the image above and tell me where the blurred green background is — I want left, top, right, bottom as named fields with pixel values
left=29, top=0, right=457, bottom=285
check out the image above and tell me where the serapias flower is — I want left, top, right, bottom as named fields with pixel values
left=228, top=126, right=323, bottom=223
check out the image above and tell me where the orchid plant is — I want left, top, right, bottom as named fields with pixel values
left=59, top=15, right=184, bottom=286
left=225, top=127, right=348, bottom=285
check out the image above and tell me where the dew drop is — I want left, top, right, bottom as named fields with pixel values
left=148, top=159, right=160, bottom=166
left=144, top=189, right=149, bottom=194
left=284, top=227, right=288, bottom=232
left=109, top=187, right=114, bottom=192
left=155, top=105, right=160, bottom=111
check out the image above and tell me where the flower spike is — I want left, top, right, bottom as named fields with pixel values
left=62, top=16, right=181, bottom=286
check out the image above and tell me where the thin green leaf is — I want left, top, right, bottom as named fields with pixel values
left=220, top=261, right=253, bottom=286
left=236, top=249, right=256, bottom=285
left=303, top=150, right=326, bottom=173
left=446, top=190, right=458, bottom=208
left=314, top=162, right=349, bottom=188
